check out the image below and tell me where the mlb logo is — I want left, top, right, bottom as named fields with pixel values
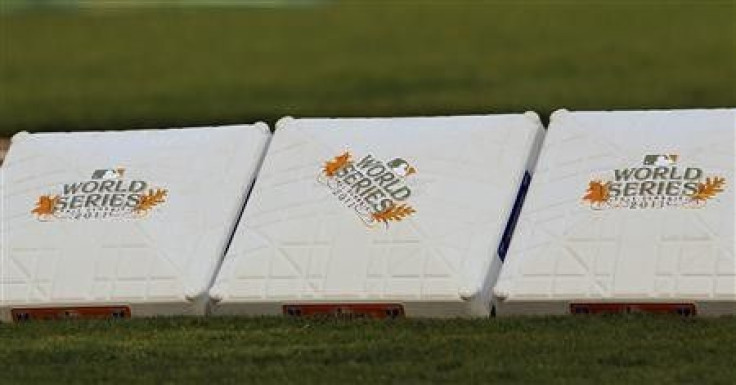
left=643, top=154, right=678, bottom=167
left=387, top=158, right=417, bottom=177
left=91, top=168, right=126, bottom=180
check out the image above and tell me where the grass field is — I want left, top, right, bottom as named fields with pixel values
left=2, top=2, right=736, bottom=383
left=2, top=315, right=736, bottom=384
left=1, top=1, right=735, bottom=135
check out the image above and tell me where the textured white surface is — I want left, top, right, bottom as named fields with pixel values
left=495, top=109, right=736, bottom=314
left=211, top=114, right=544, bottom=317
left=0, top=124, right=270, bottom=318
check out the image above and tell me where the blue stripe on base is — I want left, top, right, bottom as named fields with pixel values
left=497, top=171, right=531, bottom=262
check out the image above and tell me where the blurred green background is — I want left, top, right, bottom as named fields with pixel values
left=1, top=1, right=734, bottom=135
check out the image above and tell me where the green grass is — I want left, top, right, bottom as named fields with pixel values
left=1, top=316, right=735, bottom=384
left=1, top=1, right=735, bottom=135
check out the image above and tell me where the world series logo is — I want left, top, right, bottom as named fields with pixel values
left=31, top=168, right=168, bottom=221
left=317, top=151, right=417, bottom=228
left=582, top=154, right=726, bottom=210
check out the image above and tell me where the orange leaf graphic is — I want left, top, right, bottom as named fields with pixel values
left=323, top=151, right=352, bottom=177
left=582, top=180, right=610, bottom=205
left=691, top=177, right=726, bottom=202
left=31, top=195, right=59, bottom=218
left=135, top=189, right=168, bottom=214
left=372, top=203, right=416, bottom=225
